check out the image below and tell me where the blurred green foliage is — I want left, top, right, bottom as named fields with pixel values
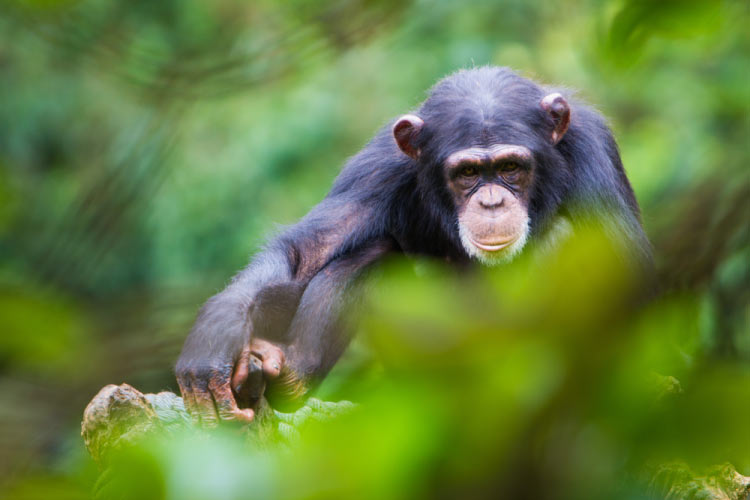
left=0, top=0, right=748, bottom=498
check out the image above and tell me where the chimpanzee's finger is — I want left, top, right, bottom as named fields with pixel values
left=208, top=376, right=254, bottom=423
left=190, top=373, right=220, bottom=428
left=231, top=346, right=251, bottom=394
left=177, top=376, right=201, bottom=426
left=250, top=339, right=285, bottom=379
left=234, top=354, right=266, bottom=407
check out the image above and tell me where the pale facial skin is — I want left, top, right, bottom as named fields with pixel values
left=392, top=92, right=570, bottom=265
left=444, top=145, right=535, bottom=265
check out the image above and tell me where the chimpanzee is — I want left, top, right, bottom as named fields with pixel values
left=176, top=66, right=652, bottom=425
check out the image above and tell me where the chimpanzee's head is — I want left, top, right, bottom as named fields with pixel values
left=392, top=67, right=572, bottom=265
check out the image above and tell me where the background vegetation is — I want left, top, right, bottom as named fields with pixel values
left=0, top=0, right=747, bottom=498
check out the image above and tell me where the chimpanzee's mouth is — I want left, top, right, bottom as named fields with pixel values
left=469, top=235, right=519, bottom=252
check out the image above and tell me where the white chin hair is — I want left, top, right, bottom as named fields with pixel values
left=458, top=218, right=530, bottom=266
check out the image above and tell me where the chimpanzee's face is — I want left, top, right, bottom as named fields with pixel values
left=392, top=92, right=570, bottom=265
left=443, top=144, right=535, bottom=264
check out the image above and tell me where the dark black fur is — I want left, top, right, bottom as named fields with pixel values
left=176, top=67, right=652, bottom=410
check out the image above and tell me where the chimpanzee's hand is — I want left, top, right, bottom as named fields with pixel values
left=176, top=338, right=284, bottom=426
left=231, top=339, right=285, bottom=409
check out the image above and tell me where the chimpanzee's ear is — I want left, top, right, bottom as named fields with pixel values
left=392, top=114, right=424, bottom=159
left=540, top=93, right=570, bottom=145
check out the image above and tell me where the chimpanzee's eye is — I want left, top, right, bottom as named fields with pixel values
left=460, top=166, right=478, bottom=177
left=502, top=162, right=519, bottom=172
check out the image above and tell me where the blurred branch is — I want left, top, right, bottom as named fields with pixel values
left=82, top=383, right=750, bottom=500
left=81, top=383, right=354, bottom=463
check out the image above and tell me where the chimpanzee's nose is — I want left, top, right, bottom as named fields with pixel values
left=478, top=185, right=504, bottom=209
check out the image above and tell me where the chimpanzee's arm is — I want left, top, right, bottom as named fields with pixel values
left=175, top=196, right=384, bottom=425
left=175, top=247, right=292, bottom=425
left=264, top=237, right=395, bottom=409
